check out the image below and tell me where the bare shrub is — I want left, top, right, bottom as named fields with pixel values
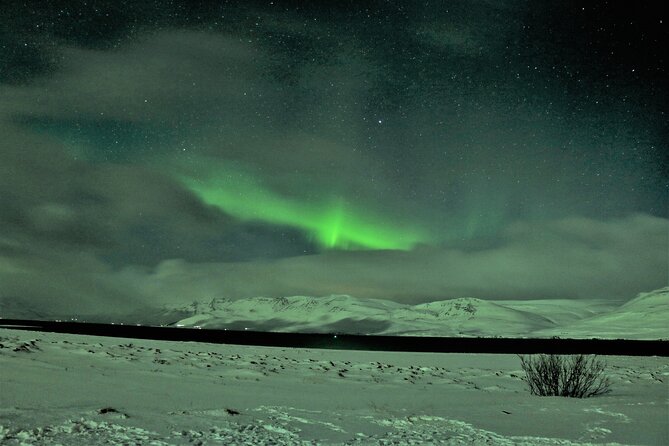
left=518, top=354, right=612, bottom=398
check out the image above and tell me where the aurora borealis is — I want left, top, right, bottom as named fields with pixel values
left=179, top=163, right=431, bottom=250
left=0, top=1, right=666, bottom=317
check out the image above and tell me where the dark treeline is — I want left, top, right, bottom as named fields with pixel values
left=0, top=319, right=666, bottom=356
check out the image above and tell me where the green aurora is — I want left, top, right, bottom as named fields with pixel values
left=179, top=166, right=431, bottom=250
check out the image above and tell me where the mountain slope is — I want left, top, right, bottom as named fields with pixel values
left=532, top=287, right=669, bottom=340
left=174, top=295, right=403, bottom=334
left=172, top=295, right=560, bottom=337
left=171, top=289, right=668, bottom=339
left=389, top=298, right=557, bottom=336
left=498, top=299, right=620, bottom=326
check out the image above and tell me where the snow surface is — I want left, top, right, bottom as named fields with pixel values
left=1, top=328, right=667, bottom=445
left=169, top=288, right=668, bottom=339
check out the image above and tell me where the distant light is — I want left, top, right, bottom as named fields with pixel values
left=244, top=327, right=248, bottom=330
left=333, top=335, right=337, bottom=339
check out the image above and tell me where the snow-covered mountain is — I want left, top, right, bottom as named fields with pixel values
left=167, top=288, right=668, bottom=339
left=3, top=288, right=664, bottom=339
left=174, top=295, right=405, bottom=335
left=533, top=287, right=669, bottom=340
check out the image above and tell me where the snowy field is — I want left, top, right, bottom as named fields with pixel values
left=0, top=328, right=667, bottom=445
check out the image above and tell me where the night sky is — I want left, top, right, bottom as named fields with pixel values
left=1, top=1, right=667, bottom=316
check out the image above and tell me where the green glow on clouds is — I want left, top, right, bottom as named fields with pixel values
left=179, top=164, right=430, bottom=250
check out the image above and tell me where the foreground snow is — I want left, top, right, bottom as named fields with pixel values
left=0, top=329, right=667, bottom=445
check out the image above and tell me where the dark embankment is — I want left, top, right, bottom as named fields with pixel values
left=0, top=319, right=666, bottom=356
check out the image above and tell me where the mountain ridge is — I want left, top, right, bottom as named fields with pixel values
left=167, top=288, right=667, bottom=339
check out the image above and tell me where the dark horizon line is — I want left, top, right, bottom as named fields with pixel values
left=1, top=319, right=666, bottom=356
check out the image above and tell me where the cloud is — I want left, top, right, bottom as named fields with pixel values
left=89, top=213, right=667, bottom=310
left=0, top=31, right=326, bottom=264
left=0, top=29, right=395, bottom=204
left=0, top=116, right=318, bottom=314
left=1, top=104, right=664, bottom=315
left=411, top=1, right=525, bottom=56
left=1, top=30, right=441, bottom=254
left=0, top=25, right=665, bottom=319
left=0, top=31, right=267, bottom=122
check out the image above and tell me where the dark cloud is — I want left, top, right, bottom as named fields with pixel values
left=0, top=2, right=665, bottom=320
left=0, top=118, right=317, bottom=315
left=2, top=24, right=665, bottom=224
left=82, top=213, right=665, bottom=310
